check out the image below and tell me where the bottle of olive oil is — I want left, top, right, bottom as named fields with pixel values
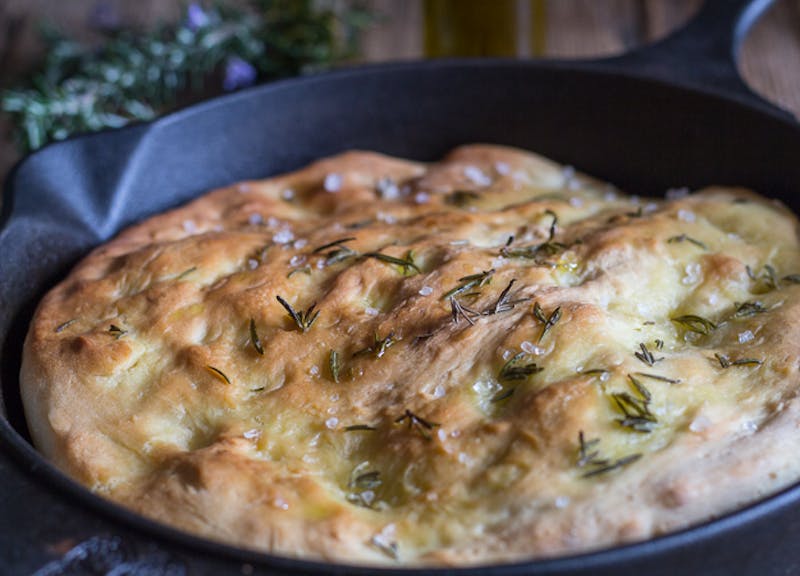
left=423, top=0, right=546, bottom=58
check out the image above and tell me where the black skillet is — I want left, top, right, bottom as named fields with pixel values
left=2, top=0, right=800, bottom=574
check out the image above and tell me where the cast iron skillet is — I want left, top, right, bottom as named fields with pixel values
left=2, top=0, right=800, bottom=574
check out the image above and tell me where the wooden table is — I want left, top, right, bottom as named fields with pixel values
left=1, top=0, right=799, bottom=183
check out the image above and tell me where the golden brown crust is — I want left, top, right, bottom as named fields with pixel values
left=21, top=144, right=800, bottom=565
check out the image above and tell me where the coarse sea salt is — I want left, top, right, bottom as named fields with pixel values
left=325, top=417, right=339, bottom=429
left=309, top=365, right=320, bottom=376
left=365, top=307, right=380, bottom=317
left=666, top=187, right=690, bottom=200
left=293, top=238, right=307, bottom=250
left=419, top=286, right=433, bottom=296
left=689, top=414, right=711, bottom=433
left=677, top=209, right=696, bottom=222
left=376, top=176, right=400, bottom=199
left=738, top=330, right=755, bottom=344
left=272, top=228, right=294, bottom=244
left=247, top=258, right=259, bottom=270
left=521, top=341, right=545, bottom=355
left=464, top=165, right=492, bottom=187
left=494, top=161, right=511, bottom=175
left=554, top=496, right=571, bottom=509
left=243, top=429, right=260, bottom=439
left=682, top=262, right=702, bottom=285
left=248, top=213, right=263, bottom=225
left=414, top=192, right=430, bottom=204
left=182, top=219, right=197, bottom=233
left=281, top=188, right=295, bottom=200
left=289, top=255, right=306, bottom=267
left=324, top=173, right=342, bottom=192
left=433, top=384, right=446, bottom=399
left=273, top=497, right=289, bottom=510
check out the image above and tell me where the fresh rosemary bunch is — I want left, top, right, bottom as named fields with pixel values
left=2, top=1, right=371, bottom=153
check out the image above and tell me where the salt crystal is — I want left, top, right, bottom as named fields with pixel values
left=555, top=496, right=571, bottom=509
left=376, top=177, right=399, bottom=199
left=464, top=165, right=492, bottom=187
left=325, top=417, right=339, bottom=429
left=689, top=414, right=711, bottom=433
left=414, top=192, right=430, bottom=204
left=738, top=330, right=755, bottom=344
left=237, top=183, right=251, bottom=194
left=365, top=307, right=379, bottom=317
left=324, top=173, right=342, bottom=192
left=419, top=286, right=434, bottom=296
left=376, top=211, right=397, bottom=224
left=266, top=217, right=280, bottom=228
left=742, top=420, right=758, bottom=433
left=273, top=497, right=289, bottom=510
left=644, top=202, right=659, bottom=213
left=243, top=429, right=260, bottom=439
left=678, top=209, right=696, bottom=222
left=293, top=239, right=307, bottom=250
left=182, top=219, right=197, bottom=233
left=599, top=371, right=611, bottom=382
left=330, top=393, right=340, bottom=402
left=289, top=255, right=306, bottom=267
left=569, top=196, right=584, bottom=207
left=521, top=341, right=545, bottom=355
left=494, top=161, right=511, bottom=175
left=604, top=190, right=618, bottom=202
left=437, top=428, right=448, bottom=441
left=682, top=262, right=701, bottom=285
left=361, top=491, right=375, bottom=505
left=248, top=213, right=263, bottom=225
left=458, top=452, right=473, bottom=465
left=433, top=384, right=446, bottom=399
left=310, top=365, right=320, bottom=376
left=281, top=188, right=295, bottom=200
left=272, top=229, right=294, bottom=244
left=247, top=258, right=259, bottom=270
left=502, top=349, right=513, bottom=360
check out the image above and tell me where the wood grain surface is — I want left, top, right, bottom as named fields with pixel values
left=0, top=0, right=798, bottom=182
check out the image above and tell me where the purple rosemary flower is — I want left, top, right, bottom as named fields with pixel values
left=186, top=2, right=210, bottom=31
left=223, top=57, right=257, bottom=91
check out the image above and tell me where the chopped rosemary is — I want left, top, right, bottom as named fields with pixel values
left=747, top=264, right=778, bottom=292
left=313, top=237, right=356, bottom=254
left=249, top=318, right=264, bottom=355
left=395, top=409, right=439, bottom=440
left=582, top=453, right=642, bottom=478
left=634, top=372, right=681, bottom=384
left=715, top=353, right=763, bottom=368
left=251, top=386, right=265, bottom=392
left=175, top=266, right=197, bottom=280
left=532, top=302, right=561, bottom=343
left=329, top=350, right=340, bottom=383
left=55, top=319, right=76, bottom=333
left=499, top=352, right=543, bottom=381
left=733, top=301, right=767, bottom=318
left=354, top=332, right=396, bottom=359
left=490, top=387, right=516, bottom=403
left=450, top=297, right=480, bottom=326
left=654, top=339, right=665, bottom=350
left=344, top=424, right=376, bottom=432
left=667, top=234, right=707, bottom=249
left=205, top=365, right=231, bottom=385
left=582, top=368, right=610, bottom=377
left=353, top=471, right=382, bottom=490
left=634, top=343, right=663, bottom=366
left=671, top=314, right=717, bottom=335
left=445, top=189, right=480, bottom=207
left=487, top=279, right=529, bottom=315
left=363, top=250, right=420, bottom=275
left=611, top=375, right=657, bottom=433
left=577, top=431, right=641, bottom=477
left=276, top=295, right=319, bottom=333
left=108, top=324, right=127, bottom=339
left=442, top=269, right=494, bottom=300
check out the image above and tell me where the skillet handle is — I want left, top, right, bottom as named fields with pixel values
left=590, top=0, right=796, bottom=122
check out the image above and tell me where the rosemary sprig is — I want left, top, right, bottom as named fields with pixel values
left=329, top=349, right=340, bottom=383
left=363, top=250, right=420, bottom=275
left=175, top=266, right=197, bottom=281
left=499, top=352, right=543, bottom=381
left=577, top=431, right=641, bottom=478
left=395, top=409, right=439, bottom=440
left=344, top=424, right=376, bottom=432
left=108, top=324, right=127, bottom=339
left=667, top=234, right=707, bottom=249
left=276, top=295, right=319, bottom=332
left=733, top=301, right=767, bottom=318
left=633, top=372, right=681, bottom=384
left=313, top=237, right=356, bottom=253
left=205, top=365, right=231, bottom=385
left=450, top=297, right=480, bottom=326
left=532, top=302, right=562, bottom=343
left=353, top=332, right=395, bottom=359
left=445, top=190, right=480, bottom=207
left=714, top=353, right=763, bottom=368
left=634, top=342, right=663, bottom=366
left=671, top=315, right=717, bottom=335
left=442, top=269, right=494, bottom=300
left=486, top=279, right=529, bottom=315
left=55, top=319, right=76, bottom=333
left=2, top=1, right=373, bottom=152
left=249, top=318, right=264, bottom=355
left=611, top=375, right=657, bottom=433
left=747, top=264, right=778, bottom=292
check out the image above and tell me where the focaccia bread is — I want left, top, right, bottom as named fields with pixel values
left=21, top=144, right=800, bottom=565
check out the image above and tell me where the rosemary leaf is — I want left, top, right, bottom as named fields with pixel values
left=108, top=324, right=127, bottom=339
left=666, top=234, right=707, bottom=249
left=249, top=318, right=264, bottom=355
left=733, top=301, right=767, bottom=318
left=205, top=365, right=231, bottom=385
left=442, top=269, right=494, bottom=300
left=329, top=349, right=340, bottom=383
left=499, top=352, right=543, bottom=381
left=344, top=424, right=376, bottom=432
left=671, top=314, right=717, bottom=335
left=313, top=237, right=356, bottom=253
left=55, top=319, right=76, bottom=333
left=276, top=295, right=319, bottom=332
left=633, top=372, right=681, bottom=384
left=363, top=250, right=420, bottom=275
left=634, top=342, right=663, bottom=366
